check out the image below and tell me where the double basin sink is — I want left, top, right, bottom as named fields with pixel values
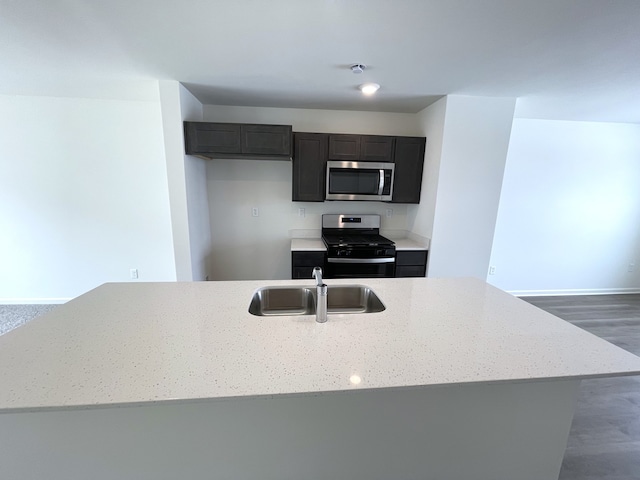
left=249, top=284, right=385, bottom=316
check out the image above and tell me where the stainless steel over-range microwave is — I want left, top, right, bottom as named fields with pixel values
left=325, top=161, right=395, bottom=201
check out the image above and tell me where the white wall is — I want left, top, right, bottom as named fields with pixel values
left=180, top=86, right=211, bottom=281
left=159, top=81, right=193, bottom=281
left=203, top=105, right=420, bottom=280
left=408, top=97, right=447, bottom=242
left=427, top=95, right=516, bottom=279
left=489, top=119, right=640, bottom=295
left=203, top=105, right=422, bottom=136
left=0, top=93, right=176, bottom=303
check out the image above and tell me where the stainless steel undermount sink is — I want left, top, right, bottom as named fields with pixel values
left=248, top=284, right=385, bottom=317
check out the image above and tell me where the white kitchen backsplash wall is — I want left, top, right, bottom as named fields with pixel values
left=203, top=105, right=419, bottom=280
left=205, top=159, right=410, bottom=281
left=489, top=118, right=640, bottom=295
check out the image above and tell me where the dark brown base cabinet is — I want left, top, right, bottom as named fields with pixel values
left=395, top=250, right=428, bottom=277
left=184, top=122, right=292, bottom=160
left=292, top=251, right=326, bottom=279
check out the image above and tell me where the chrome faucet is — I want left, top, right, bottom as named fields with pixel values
left=312, top=267, right=327, bottom=323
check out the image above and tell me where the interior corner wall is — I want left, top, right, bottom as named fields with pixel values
left=407, top=97, right=448, bottom=241
left=427, top=95, right=516, bottom=279
left=488, top=119, right=640, bottom=295
left=0, top=92, right=176, bottom=303
left=202, top=105, right=420, bottom=281
left=158, top=81, right=194, bottom=281
left=179, top=85, right=210, bottom=281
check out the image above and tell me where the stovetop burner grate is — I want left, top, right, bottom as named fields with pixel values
left=322, top=233, right=395, bottom=248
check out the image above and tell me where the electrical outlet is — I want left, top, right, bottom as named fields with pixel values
left=489, top=266, right=496, bottom=275
left=251, top=207, right=259, bottom=217
left=130, top=268, right=139, bottom=279
left=386, top=209, right=394, bottom=218
left=298, top=208, right=306, bottom=218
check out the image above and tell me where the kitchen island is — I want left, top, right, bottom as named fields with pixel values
left=1, top=278, right=639, bottom=480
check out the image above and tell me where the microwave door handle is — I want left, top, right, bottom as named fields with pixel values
left=378, top=169, right=384, bottom=195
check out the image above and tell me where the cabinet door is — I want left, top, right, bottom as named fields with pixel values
left=292, top=251, right=326, bottom=279
left=184, top=122, right=241, bottom=154
left=293, top=133, right=328, bottom=202
left=391, top=137, right=426, bottom=204
left=396, top=250, right=428, bottom=266
left=361, top=136, right=394, bottom=161
left=395, top=250, right=428, bottom=278
left=328, top=134, right=360, bottom=160
left=241, top=124, right=292, bottom=156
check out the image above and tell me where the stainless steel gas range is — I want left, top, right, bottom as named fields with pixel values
left=321, top=214, right=396, bottom=278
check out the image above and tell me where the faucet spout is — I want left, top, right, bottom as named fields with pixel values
left=312, top=267, right=327, bottom=323
left=312, top=267, right=323, bottom=287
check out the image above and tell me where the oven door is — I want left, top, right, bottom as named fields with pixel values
left=325, top=257, right=396, bottom=278
left=326, top=161, right=395, bottom=201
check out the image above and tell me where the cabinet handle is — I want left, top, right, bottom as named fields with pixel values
left=327, top=258, right=395, bottom=264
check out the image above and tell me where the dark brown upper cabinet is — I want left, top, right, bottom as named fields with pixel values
left=184, top=122, right=292, bottom=160
left=391, top=137, right=427, bottom=204
left=328, top=134, right=394, bottom=162
left=292, top=133, right=328, bottom=202
left=361, top=136, right=395, bottom=161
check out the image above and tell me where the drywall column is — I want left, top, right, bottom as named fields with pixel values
left=427, top=95, right=516, bottom=279
left=179, top=86, right=211, bottom=281
left=407, top=97, right=448, bottom=243
left=159, top=81, right=209, bottom=281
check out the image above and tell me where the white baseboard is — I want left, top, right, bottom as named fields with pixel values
left=0, top=298, right=71, bottom=305
left=510, top=287, right=640, bottom=297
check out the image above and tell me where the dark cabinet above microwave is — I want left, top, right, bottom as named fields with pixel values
left=184, top=122, right=292, bottom=160
left=328, top=134, right=394, bottom=162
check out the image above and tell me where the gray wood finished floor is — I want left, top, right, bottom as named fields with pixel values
left=524, top=294, right=640, bottom=480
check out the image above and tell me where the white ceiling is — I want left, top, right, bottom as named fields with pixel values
left=1, top=0, right=639, bottom=123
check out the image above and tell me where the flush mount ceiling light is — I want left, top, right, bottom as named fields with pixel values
left=359, top=83, right=380, bottom=95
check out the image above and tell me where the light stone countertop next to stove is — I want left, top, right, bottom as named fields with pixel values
left=290, top=238, right=326, bottom=251
left=1, top=277, right=640, bottom=413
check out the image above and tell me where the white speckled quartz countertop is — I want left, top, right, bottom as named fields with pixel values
left=1, top=278, right=640, bottom=413
left=290, top=238, right=326, bottom=251
left=392, top=238, right=428, bottom=250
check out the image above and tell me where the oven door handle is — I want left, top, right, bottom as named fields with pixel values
left=378, top=169, right=384, bottom=196
left=327, top=257, right=396, bottom=264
